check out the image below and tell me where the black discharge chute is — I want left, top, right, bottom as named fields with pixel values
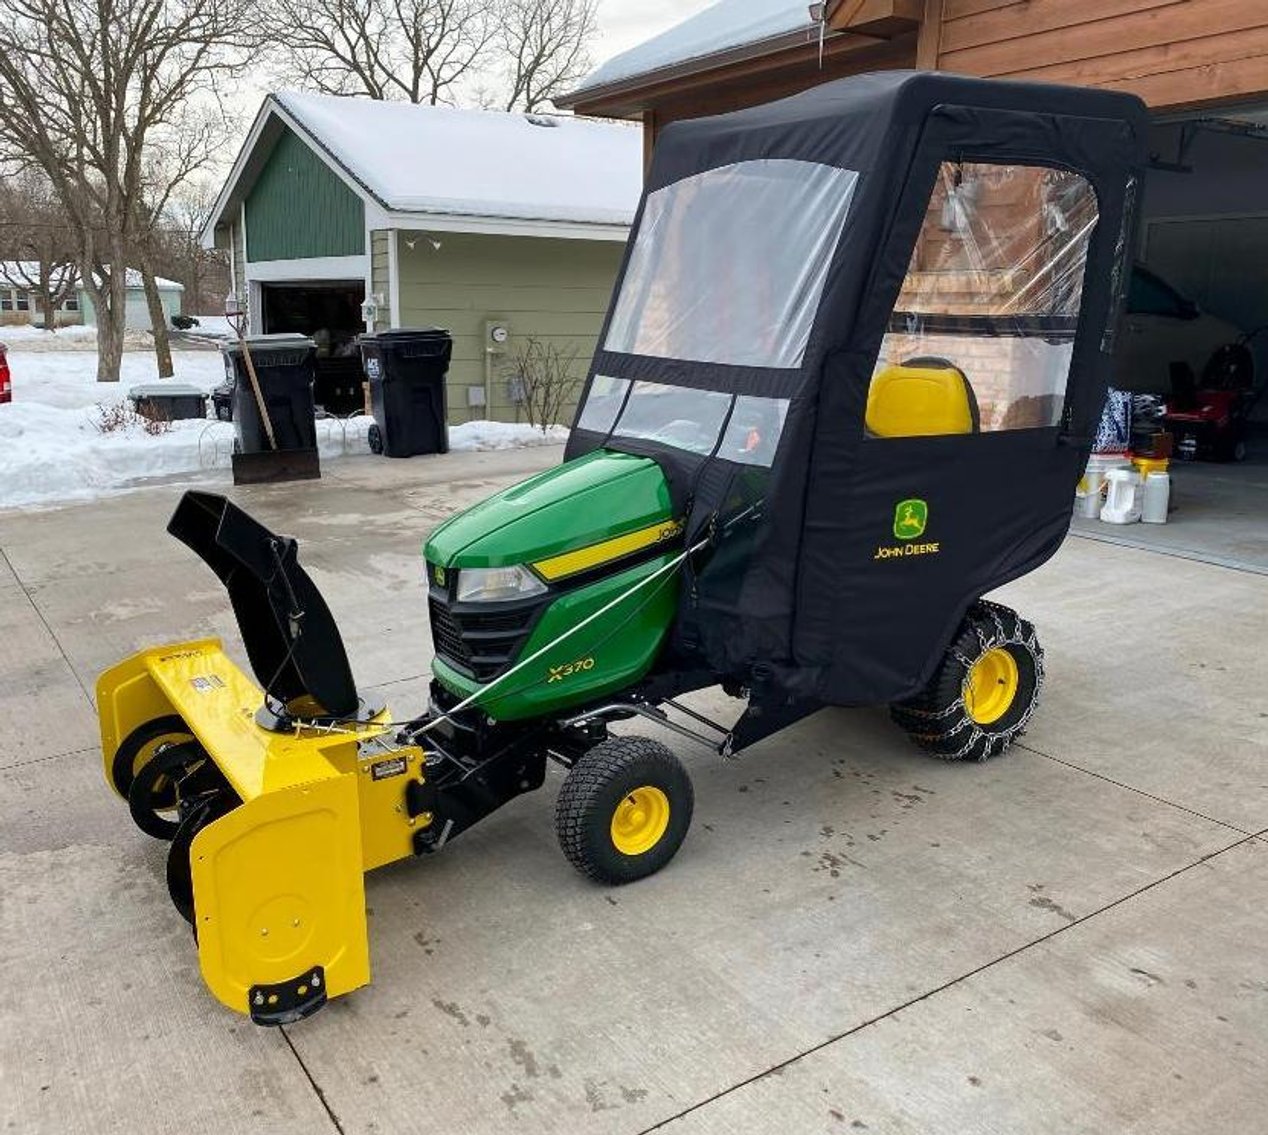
left=167, top=491, right=361, bottom=719
left=566, top=71, right=1148, bottom=735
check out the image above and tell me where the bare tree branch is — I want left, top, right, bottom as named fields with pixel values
left=261, top=0, right=495, bottom=105
left=498, top=0, right=596, bottom=112
left=0, top=0, right=261, bottom=379
left=0, top=170, right=80, bottom=329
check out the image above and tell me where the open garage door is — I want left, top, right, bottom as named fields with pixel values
left=1074, top=106, right=1268, bottom=572
left=261, top=281, right=367, bottom=416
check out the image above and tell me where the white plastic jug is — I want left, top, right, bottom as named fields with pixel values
left=1141, top=471, right=1171, bottom=524
left=1076, top=453, right=1131, bottom=519
left=1100, top=468, right=1142, bottom=524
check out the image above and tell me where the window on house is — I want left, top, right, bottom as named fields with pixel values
left=0, top=291, right=12, bottom=312
left=867, top=162, right=1099, bottom=436
left=62, top=294, right=79, bottom=311
left=15, top=291, right=29, bottom=312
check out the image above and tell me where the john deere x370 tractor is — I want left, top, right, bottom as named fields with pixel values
left=97, top=72, right=1148, bottom=1024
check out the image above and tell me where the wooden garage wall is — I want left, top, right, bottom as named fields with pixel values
left=926, top=0, right=1268, bottom=109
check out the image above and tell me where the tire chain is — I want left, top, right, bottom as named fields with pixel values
left=891, top=600, right=1045, bottom=761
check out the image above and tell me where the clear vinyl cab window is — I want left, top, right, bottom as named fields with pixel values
left=576, top=376, right=789, bottom=467
left=605, top=159, right=860, bottom=369
left=867, top=161, right=1099, bottom=439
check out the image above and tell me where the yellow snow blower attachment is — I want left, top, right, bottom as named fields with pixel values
left=97, top=493, right=427, bottom=1024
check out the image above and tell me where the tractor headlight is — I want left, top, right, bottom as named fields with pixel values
left=455, top=565, right=547, bottom=604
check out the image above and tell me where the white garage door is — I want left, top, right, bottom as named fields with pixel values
left=1144, top=214, right=1268, bottom=333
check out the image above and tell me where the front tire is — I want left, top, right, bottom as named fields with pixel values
left=555, top=736, right=693, bottom=884
left=891, top=601, right=1043, bottom=761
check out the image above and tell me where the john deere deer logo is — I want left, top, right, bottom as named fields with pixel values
left=893, top=499, right=928, bottom=541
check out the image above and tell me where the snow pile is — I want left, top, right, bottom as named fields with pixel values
left=0, top=324, right=160, bottom=352
left=182, top=315, right=236, bottom=338
left=571, top=0, right=813, bottom=95
left=0, top=323, right=100, bottom=346
left=1, top=349, right=230, bottom=508
left=0, top=347, right=568, bottom=510
left=450, top=420, right=569, bottom=451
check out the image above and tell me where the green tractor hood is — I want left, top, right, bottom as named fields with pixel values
left=423, top=450, right=682, bottom=720
left=425, top=450, right=673, bottom=570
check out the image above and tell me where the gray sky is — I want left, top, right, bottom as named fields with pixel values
left=595, top=0, right=717, bottom=61
left=215, top=1, right=715, bottom=176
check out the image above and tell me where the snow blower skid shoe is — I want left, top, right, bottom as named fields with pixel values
left=96, top=492, right=424, bottom=1025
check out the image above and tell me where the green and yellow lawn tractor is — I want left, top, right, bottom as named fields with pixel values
left=97, top=72, right=1148, bottom=1023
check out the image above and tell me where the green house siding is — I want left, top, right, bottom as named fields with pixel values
left=245, top=128, right=365, bottom=262
left=396, top=232, right=623, bottom=424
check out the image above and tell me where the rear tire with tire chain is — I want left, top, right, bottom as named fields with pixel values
left=890, top=600, right=1043, bottom=761
left=555, top=736, right=694, bottom=885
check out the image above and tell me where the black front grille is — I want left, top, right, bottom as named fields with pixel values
left=428, top=600, right=470, bottom=666
left=428, top=593, right=545, bottom=681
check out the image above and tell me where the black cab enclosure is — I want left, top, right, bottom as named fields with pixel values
left=566, top=71, right=1148, bottom=734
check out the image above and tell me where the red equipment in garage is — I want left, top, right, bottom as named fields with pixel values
left=1164, top=335, right=1264, bottom=462
left=0, top=342, right=11, bottom=404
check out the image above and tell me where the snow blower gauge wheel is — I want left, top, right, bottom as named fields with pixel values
left=109, top=714, right=195, bottom=802
left=127, top=740, right=208, bottom=840
left=556, top=737, right=694, bottom=885
left=891, top=601, right=1043, bottom=762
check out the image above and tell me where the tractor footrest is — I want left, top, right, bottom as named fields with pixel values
left=249, top=965, right=327, bottom=1027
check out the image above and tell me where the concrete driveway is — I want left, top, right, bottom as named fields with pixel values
left=2, top=449, right=1265, bottom=1134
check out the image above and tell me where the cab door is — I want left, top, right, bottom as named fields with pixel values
left=795, top=110, right=1135, bottom=706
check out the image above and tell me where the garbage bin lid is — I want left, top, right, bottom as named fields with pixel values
left=128, top=383, right=209, bottom=398
left=222, top=333, right=316, bottom=352
left=361, top=327, right=450, bottom=341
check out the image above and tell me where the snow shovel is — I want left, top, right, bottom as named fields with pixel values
left=228, top=317, right=321, bottom=486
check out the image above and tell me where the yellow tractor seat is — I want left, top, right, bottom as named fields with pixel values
left=866, top=357, right=980, bottom=438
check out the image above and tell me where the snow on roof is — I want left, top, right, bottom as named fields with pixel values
left=89, top=268, right=184, bottom=291
left=569, top=0, right=815, bottom=97
left=273, top=92, right=644, bottom=226
left=0, top=262, right=183, bottom=291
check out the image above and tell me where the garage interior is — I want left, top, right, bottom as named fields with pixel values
left=1071, top=103, right=1268, bottom=573
left=259, top=280, right=367, bottom=415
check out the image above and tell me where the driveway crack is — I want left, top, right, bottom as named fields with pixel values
left=0, top=546, right=95, bottom=709
left=635, top=831, right=1261, bottom=1134
left=281, top=1026, right=347, bottom=1134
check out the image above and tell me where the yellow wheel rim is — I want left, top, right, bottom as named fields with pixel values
left=964, top=647, right=1019, bottom=725
left=610, top=786, right=671, bottom=856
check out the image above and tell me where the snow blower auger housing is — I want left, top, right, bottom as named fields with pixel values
left=98, top=72, right=1148, bottom=1023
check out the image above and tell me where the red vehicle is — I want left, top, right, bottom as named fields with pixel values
left=0, top=342, right=11, bottom=404
left=1164, top=336, right=1265, bottom=462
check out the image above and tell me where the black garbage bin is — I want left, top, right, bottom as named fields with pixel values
left=359, top=328, right=452, bottom=457
left=128, top=383, right=209, bottom=421
left=221, top=334, right=320, bottom=484
left=222, top=334, right=319, bottom=452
